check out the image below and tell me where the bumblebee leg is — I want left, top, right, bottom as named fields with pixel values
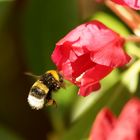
left=46, top=99, right=57, bottom=107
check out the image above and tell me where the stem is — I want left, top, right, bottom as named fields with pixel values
left=105, top=0, right=140, bottom=36
left=125, top=36, right=140, bottom=42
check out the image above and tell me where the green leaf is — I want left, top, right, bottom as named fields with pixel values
left=71, top=70, right=120, bottom=121
left=121, top=60, right=140, bottom=93
left=61, top=81, right=131, bottom=140
left=92, top=11, right=130, bottom=36
left=46, top=81, right=79, bottom=139
left=126, top=42, right=140, bottom=58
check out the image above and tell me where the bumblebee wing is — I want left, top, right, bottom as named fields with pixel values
left=25, top=72, right=41, bottom=79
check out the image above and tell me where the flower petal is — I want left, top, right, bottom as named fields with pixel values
left=54, top=20, right=130, bottom=68
left=90, top=40, right=131, bottom=67
left=89, top=108, right=116, bottom=140
left=51, top=45, right=62, bottom=67
left=78, top=82, right=101, bottom=96
left=78, top=64, right=113, bottom=96
left=108, top=98, right=140, bottom=140
left=52, top=41, right=78, bottom=69
left=71, top=53, right=96, bottom=79
left=51, top=20, right=130, bottom=96
left=112, top=0, right=140, bottom=10
left=61, top=60, right=73, bottom=81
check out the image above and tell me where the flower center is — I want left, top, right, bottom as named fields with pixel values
left=75, top=72, right=85, bottom=82
left=71, top=53, right=95, bottom=79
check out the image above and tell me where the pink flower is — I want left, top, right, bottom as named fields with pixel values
left=89, top=98, right=140, bottom=140
left=111, top=0, right=140, bottom=10
left=51, top=20, right=130, bottom=96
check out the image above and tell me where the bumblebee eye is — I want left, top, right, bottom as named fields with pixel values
left=60, top=79, right=63, bottom=83
left=59, top=75, right=63, bottom=83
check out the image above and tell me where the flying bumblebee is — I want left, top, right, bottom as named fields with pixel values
left=27, top=70, right=64, bottom=110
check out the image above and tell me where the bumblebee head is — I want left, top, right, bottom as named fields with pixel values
left=28, top=86, right=47, bottom=110
left=46, top=70, right=63, bottom=83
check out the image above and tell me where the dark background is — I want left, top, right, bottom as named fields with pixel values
left=0, top=0, right=79, bottom=139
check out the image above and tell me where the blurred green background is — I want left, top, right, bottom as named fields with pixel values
left=0, top=0, right=140, bottom=140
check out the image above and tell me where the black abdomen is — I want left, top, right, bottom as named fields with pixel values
left=30, top=86, right=46, bottom=99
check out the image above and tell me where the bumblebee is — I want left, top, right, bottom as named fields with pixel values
left=27, top=70, right=63, bottom=110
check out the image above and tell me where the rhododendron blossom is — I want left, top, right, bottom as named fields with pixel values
left=89, top=98, right=140, bottom=140
left=111, top=0, right=140, bottom=10
left=51, top=20, right=130, bottom=96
